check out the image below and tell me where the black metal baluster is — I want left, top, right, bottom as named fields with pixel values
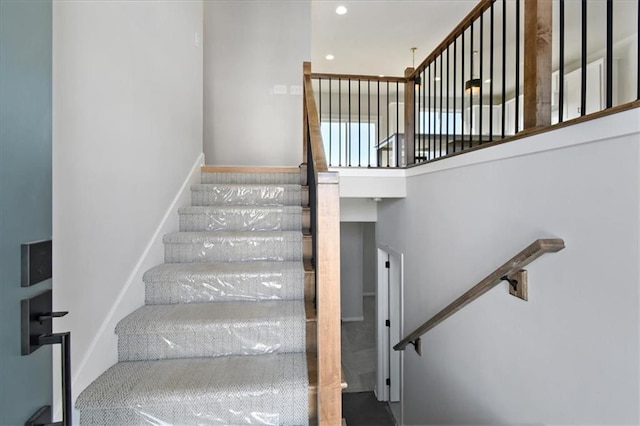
left=470, top=22, right=474, bottom=147
left=417, top=70, right=421, bottom=162
left=490, top=2, right=494, bottom=142
left=420, top=68, right=427, bottom=161
left=348, top=79, right=352, bottom=166
left=387, top=81, right=390, bottom=167
left=318, top=78, right=322, bottom=124
left=559, top=0, right=565, bottom=123
left=396, top=81, right=400, bottom=166
left=462, top=29, right=466, bottom=147
left=446, top=46, right=450, bottom=155
left=428, top=65, right=432, bottom=161
left=358, top=79, right=361, bottom=166
left=502, top=0, right=507, bottom=138
left=480, top=12, right=484, bottom=144
left=453, top=37, right=457, bottom=153
left=368, top=79, right=371, bottom=167
left=377, top=80, right=380, bottom=166
left=329, top=78, right=332, bottom=165
left=469, top=21, right=475, bottom=148
left=515, top=0, right=521, bottom=133
left=440, top=53, right=444, bottom=158
left=606, top=0, right=613, bottom=109
left=581, top=0, right=587, bottom=116
left=339, top=78, right=342, bottom=166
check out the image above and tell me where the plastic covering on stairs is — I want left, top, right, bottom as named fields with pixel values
left=76, top=170, right=309, bottom=425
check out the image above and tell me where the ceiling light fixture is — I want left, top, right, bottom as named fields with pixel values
left=325, top=54, right=335, bottom=61
left=336, top=5, right=347, bottom=15
left=465, top=50, right=481, bottom=95
left=410, top=47, right=422, bottom=86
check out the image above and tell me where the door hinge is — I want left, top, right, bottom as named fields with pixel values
left=385, top=261, right=390, bottom=268
left=386, top=378, right=390, bottom=386
left=385, top=319, right=390, bottom=327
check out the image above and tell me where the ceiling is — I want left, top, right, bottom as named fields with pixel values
left=311, top=0, right=478, bottom=77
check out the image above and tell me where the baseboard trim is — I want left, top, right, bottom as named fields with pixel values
left=61, top=152, right=204, bottom=418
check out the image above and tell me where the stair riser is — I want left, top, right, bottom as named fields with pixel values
left=164, top=239, right=303, bottom=263
left=191, top=186, right=304, bottom=207
left=201, top=171, right=302, bottom=185
left=117, top=324, right=306, bottom=361
left=179, top=210, right=303, bottom=232
left=145, top=279, right=305, bottom=304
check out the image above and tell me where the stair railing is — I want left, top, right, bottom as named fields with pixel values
left=303, top=61, right=342, bottom=426
left=394, top=238, right=565, bottom=354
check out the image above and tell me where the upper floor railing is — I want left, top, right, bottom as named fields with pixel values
left=311, top=0, right=640, bottom=169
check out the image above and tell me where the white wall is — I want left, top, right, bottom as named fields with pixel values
left=376, top=109, right=640, bottom=424
left=204, top=0, right=310, bottom=166
left=340, top=222, right=364, bottom=321
left=362, top=223, right=377, bottom=295
left=52, top=0, right=203, bottom=414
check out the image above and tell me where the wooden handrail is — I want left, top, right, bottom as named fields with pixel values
left=303, top=61, right=342, bottom=426
left=410, top=0, right=495, bottom=79
left=310, top=72, right=406, bottom=83
left=304, top=63, right=328, bottom=174
left=394, top=238, right=565, bottom=352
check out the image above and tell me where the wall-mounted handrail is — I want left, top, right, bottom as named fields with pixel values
left=394, top=238, right=565, bottom=352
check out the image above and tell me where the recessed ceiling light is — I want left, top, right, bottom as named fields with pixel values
left=325, top=54, right=335, bottom=61
left=378, top=74, right=385, bottom=78
left=434, top=77, right=441, bottom=81
left=336, top=5, right=347, bottom=15
left=484, top=79, right=492, bottom=83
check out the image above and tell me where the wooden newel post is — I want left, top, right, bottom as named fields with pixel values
left=523, top=0, right=553, bottom=129
left=404, top=67, right=415, bottom=166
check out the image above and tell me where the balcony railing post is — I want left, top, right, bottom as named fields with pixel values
left=404, top=67, right=415, bottom=166
left=523, top=0, right=553, bottom=129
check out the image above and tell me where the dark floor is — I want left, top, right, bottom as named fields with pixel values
left=343, top=391, right=396, bottom=426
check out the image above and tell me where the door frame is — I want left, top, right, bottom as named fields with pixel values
left=375, top=244, right=404, bottom=415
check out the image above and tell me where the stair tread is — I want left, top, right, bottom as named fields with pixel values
left=116, top=300, right=307, bottom=335
left=76, top=353, right=309, bottom=425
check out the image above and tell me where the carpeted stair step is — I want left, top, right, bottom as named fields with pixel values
left=143, top=261, right=306, bottom=304
left=116, top=300, right=307, bottom=361
left=191, top=184, right=307, bottom=207
left=75, top=352, right=309, bottom=426
left=201, top=167, right=302, bottom=185
left=163, top=231, right=306, bottom=263
left=178, top=205, right=305, bottom=232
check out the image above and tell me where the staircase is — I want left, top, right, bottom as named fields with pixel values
left=76, top=166, right=319, bottom=425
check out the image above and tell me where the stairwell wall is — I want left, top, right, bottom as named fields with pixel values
left=376, top=108, right=640, bottom=424
left=52, top=0, right=203, bottom=419
left=203, top=0, right=311, bottom=166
